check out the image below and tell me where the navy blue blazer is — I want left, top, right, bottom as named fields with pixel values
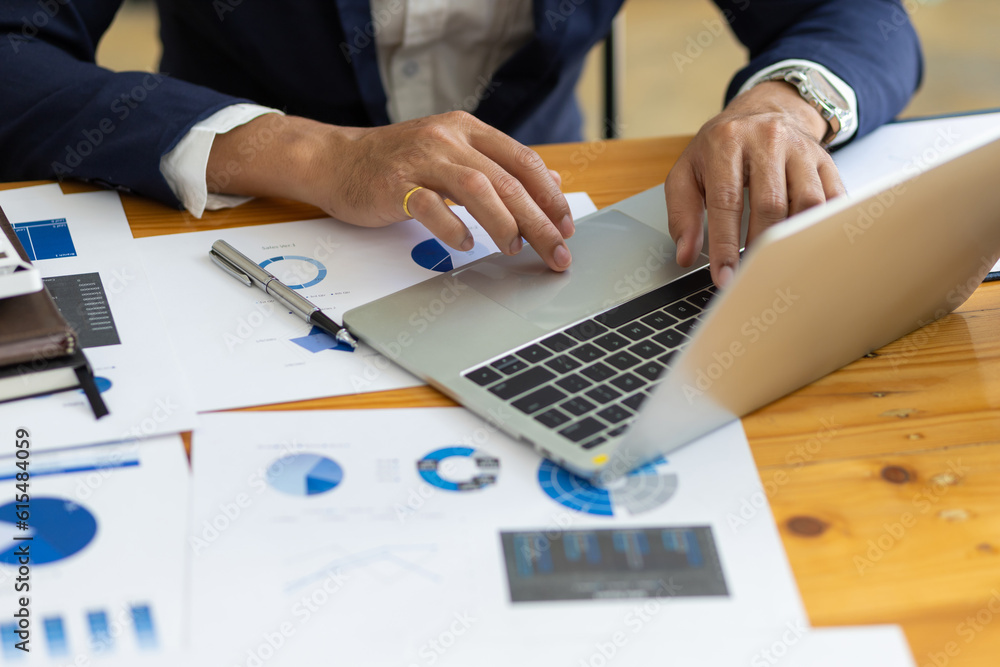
left=0, top=0, right=921, bottom=207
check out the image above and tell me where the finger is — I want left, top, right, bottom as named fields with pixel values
left=664, top=157, right=706, bottom=268
left=403, top=185, right=474, bottom=251
left=818, top=157, right=847, bottom=200
left=548, top=169, right=563, bottom=189
left=447, top=149, right=572, bottom=271
left=468, top=125, right=575, bottom=240
left=702, top=149, right=746, bottom=288
left=786, top=152, right=827, bottom=218
left=745, top=155, right=788, bottom=248
left=433, top=164, right=521, bottom=254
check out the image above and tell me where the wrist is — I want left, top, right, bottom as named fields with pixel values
left=731, top=81, right=830, bottom=144
left=206, top=114, right=355, bottom=205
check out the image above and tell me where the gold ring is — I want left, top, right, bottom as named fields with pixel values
left=402, top=186, right=424, bottom=218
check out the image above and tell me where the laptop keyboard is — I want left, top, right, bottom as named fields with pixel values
left=463, top=268, right=716, bottom=451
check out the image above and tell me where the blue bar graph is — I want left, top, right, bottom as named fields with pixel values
left=12, top=219, right=77, bottom=261
left=1, top=623, right=23, bottom=659
left=44, top=617, right=69, bottom=657
left=87, top=610, right=113, bottom=653
left=131, top=605, right=158, bottom=650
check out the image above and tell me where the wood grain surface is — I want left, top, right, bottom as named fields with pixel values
left=5, top=133, right=998, bottom=666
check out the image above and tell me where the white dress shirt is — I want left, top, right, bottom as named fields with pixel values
left=160, top=2, right=857, bottom=217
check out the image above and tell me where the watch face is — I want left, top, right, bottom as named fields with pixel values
left=805, top=69, right=848, bottom=109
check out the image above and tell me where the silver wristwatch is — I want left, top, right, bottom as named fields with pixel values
left=765, top=66, right=855, bottom=147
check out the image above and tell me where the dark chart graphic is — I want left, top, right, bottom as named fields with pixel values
left=537, top=457, right=677, bottom=516
left=258, top=255, right=327, bottom=289
left=44, top=273, right=121, bottom=348
left=0, top=497, right=97, bottom=565
left=500, top=526, right=728, bottom=603
left=411, top=239, right=455, bottom=272
left=12, top=218, right=77, bottom=261
left=266, top=454, right=344, bottom=497
left=416, top=446, right=499, bottom=491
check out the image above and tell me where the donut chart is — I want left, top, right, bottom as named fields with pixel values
left=258, top=255, right=328, bottom=289
left=537, top=457, right=677, bottom=516
left=417, top=446, right=499, bottom=491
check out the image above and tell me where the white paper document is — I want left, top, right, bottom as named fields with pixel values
left=137, top=193, right=598, bottom=411
left=0, top=436, right=190, bottom=664
left=188, top=409, right=810, bottom=666
left=0, top=185, right=198, bottom=450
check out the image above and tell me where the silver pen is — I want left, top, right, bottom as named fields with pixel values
left=209, top=239, right=358, bottom=349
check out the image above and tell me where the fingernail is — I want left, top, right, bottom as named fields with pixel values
left=553, top=244, right=571, bottom=269
left=560, top=214, right=575, bottom=237
left=509, top=237, right=523, bottom=254
left=718, top=264, right=735, bottom=288
left=459, top=235, right=475, bottom=251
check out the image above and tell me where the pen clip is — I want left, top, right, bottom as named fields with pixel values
left=209, top=249, right=253, bottom=287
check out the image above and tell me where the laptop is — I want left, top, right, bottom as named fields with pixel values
left=344, top=128, right=1000, bottom=481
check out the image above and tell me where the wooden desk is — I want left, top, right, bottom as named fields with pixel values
left=7, top=135, right=1000, bottom=665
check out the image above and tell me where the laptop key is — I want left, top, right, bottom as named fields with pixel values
left=610, top=373, right=645, bottom=393
left=570, top=343, right=607, bottom=363
left=516, top=344, right=552, bottom=363
left=605, top=351, right=642, bottom=370
left=565, top=319, right=609, bottom=342
left=491, top=355, right=528, bottom=375
left=634, top=361, right=666, bottom=382
left=513, top=385, right=567, bottom=414
left=619, top=321, right=655, bottom=341
left=622, top=392, right=648, bottom=410
left=488, top=366, right=555, bottom=400
left=581, top=436, right=608, bottom=450
left=465, top=366, right=502, bottom=386
left=607, top=424, right=629, bottom=438
left=651, top=328, right=689, bottom=349
left=628, top=339, right=666, bottom=359
left=555, top=373, right=592, bottom=393
left=664, top=301, right=701, bottom=319
left=558, top=417, right=605, bottom=443
left=535, top=408, right=572, bottom=428
left=585, top=383, right=622, bottom=404
left=640, top=310, right=679, bottom=330
left=544, top=354, right=582, bottom=374
left=657, top=350, right=677, bottom=367
left=593, top=331, right=630, bottom=352
left=597, top=404, right=632, bottom=424
left=689, top=290, right=715, bottom=308
left=540, top=332, right=577, bottom=353
left=560, top=396, right=596, bottom=416
left=674, top=318, right=699, bottom=335
left=580, top=362, right=616, bottom=382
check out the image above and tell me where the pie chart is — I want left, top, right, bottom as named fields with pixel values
left=411, top=239, right=454, bottom=272
left=0, top=497, right=97, bottom=565
left=266, top=454, right=344, bottom=496
left=537, top=456, right=677, bottom=517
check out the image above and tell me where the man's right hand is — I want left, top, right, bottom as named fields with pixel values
left=206, top=111, right=575, bottom=272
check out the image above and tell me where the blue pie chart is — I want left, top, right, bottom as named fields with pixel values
left=0, top=497, right=98, bottom=566
left=411, top=239, right=454, bottom=272
left=266, top=454, right=344, bottom=496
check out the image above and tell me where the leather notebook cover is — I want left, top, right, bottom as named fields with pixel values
left=0, top=205, right=79, bottom=366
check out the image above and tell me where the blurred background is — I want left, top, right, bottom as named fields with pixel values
left=98, top=0, right=1000, bottom=141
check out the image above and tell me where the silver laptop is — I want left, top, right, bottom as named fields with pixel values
left=344, top=129, right=1000, bottom=480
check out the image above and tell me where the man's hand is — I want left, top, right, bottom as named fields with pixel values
left=206, top=111, right=575, bottom=272
left=664, top=81, right=846, bottom=287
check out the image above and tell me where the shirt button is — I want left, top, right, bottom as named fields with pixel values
left=402, top=60, right=419, bottom=77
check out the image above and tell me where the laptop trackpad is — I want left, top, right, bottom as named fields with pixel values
left=455, top=211, right=683, bottom=331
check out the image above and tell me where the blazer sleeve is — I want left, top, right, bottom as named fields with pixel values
left=0, top=0, right=249, bottom=206
left=715, top=0, right=923, bottom=142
